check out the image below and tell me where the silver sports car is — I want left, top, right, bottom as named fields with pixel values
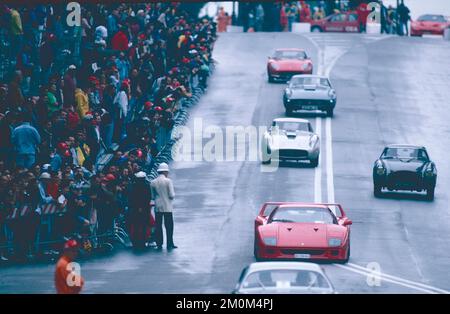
left=232, top=262, right=336, bottom=294
left=283, top=75, right=337, bottom=117
left=261, top=118, right=320, bottom=166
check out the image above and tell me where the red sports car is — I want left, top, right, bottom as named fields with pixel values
left=411, top=14, right=450, bottom=37
left=310, top=12, right=360, bottom=33
left=254, top=202, right=352, bottom=263
left=267, top=48, right=313, bottom=83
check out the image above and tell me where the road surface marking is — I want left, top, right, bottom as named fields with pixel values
left=314, top=117, right=322, bottom=203
left=325, top=117, right=335, bottom=204
left=336, top=263, right=449, bottom=294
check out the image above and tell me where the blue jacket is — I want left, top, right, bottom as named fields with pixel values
left=11, top=123, right=41, bottom=155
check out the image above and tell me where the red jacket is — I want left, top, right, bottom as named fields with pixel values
left=111, top=31, right=129, bottom=51
left=357, top=3, right=370, bottom=26
left=55, top=256, right=84, bottom=294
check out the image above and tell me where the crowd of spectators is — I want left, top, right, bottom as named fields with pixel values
left=240, top=1, right=411, bottom=35
left=0, top=3, right=216, bottom=262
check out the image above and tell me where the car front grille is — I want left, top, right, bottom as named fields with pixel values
left=289, top=99, right=330, bottom=106
left=281, top=249, right=326, bottom=256
left=389, top=171, right=420, bottom=184
left=278, top=149, right=308, bottom=158
left=276, top=71, right=302, bottom=79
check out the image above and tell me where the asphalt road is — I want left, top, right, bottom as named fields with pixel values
left=1, top=32, right=450, bottom=294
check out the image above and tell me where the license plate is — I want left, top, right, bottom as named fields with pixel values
left=302, top=105, right=318, bottom=110
left=294, top=254, right=311, bottom=259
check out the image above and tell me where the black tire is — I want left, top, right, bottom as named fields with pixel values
left=311, top=26, right=322, bottom=33
left=310, top=156, right=319, bottom=167
left=268, top=74, right=274, bottom=83
left=262, top=158, right=271, bottom=165
left=326, top=108, right=334, bottom=117
left=342, top=242, right=350, bottom=264
left=285, top=108, right=293, bottom=116
left=374, top=184, right=382, bottom=198
left=426, top=187, right=435, bottom=201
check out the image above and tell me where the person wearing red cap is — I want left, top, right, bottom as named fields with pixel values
left=144, top=101, right=153, bottom=111
left=55, top=239, right=84, bottom=294
left=50, top=142, right=71, bottom=172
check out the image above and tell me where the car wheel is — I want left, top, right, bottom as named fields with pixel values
left=268, top=74, right=274, bottom=83
left=285, top=108, right=293, bottom=116
left=426, top=187, right=435, bottom=201
left=343, top=242, right=350, bottom=264
left=311, top=26, right=322, bottom=33
left=374, top=184, right=382, bottom=198
left=310, top=156, right=319, bottom=167
left=262, top=158, right=271, bottom=165
left=326, top=108, right=334, bottom=117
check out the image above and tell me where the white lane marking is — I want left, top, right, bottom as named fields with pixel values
left=335, top=263, right=449, bottom=294
left=314, top=117, right=322, bottom=203
left=325, top=117, right=335, bottom=204
left=335, top=264, right=438, bottom=294
left=347, top=263, right=449, bottom=294
left=304, top=34, right=324, bottom=204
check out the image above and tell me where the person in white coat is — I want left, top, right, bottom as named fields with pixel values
left=150, top=163, right=177, bottom=250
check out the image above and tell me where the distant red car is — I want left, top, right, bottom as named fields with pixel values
left=267, top=48, right=313, bottom=83
left=310, top=12, right=360, bottom=33
left=254, top=202, right=352, bottom=263
left=411, top=14, right=450, bottom=37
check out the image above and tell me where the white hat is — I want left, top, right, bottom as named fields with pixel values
left=135, top=171, right=147, bottom=178
left=68, top=64, right=77, bottom=70
left=95, top=25, right=108, bottom=39
left=157, top=163, right=170, bottom=173
left=40, top=172, right=51, bottom=179
left=42, top=164, right=51, bottom=171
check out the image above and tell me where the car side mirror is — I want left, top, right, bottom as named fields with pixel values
left=343, top=219, right=352, bottom=226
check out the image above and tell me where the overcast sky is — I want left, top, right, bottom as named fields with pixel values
left=201, top=1, right=450, bottom=20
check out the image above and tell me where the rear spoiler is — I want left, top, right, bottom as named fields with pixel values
left=259, top=202, right=346, bottom=217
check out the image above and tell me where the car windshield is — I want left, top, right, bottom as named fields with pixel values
left=273, top=50, right=307, bottom=60
left=241, top=269, right=331, bottom=291
left=290, top=77, right=330, bottom=88
left=418, top=15, right=447, bottom=22
left=275, top=121, right=310, bottom=132
left=270, top=206, right=336, bottom=224
left=383, top=147, right=429, bottom=160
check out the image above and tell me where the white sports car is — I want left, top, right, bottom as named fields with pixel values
left=232, top=262, right=336, bottom=294
left=261, top=118, right=320, bottom=167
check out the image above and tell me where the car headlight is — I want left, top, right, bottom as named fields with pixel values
left=270, top=63, right=280, bottom=71
left=376, top=167, right=386, bottom=175
left=309, top=135, right=318, bottom=148
left=328, top=238, right=342, bottom=247
left=328, top=89, right=336, bottom=99
left=425, top=168, right=435, bottom=177
left=302, top=63, right=311, bottom=70
left=263, top=237, right=277, bottom=246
